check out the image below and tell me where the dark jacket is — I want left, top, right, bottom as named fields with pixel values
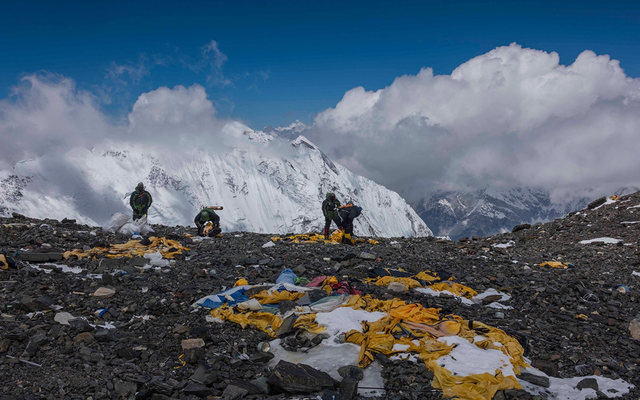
left=322, top=197, right=341, bottom=220
left=130, top=189, right=153, bottom=215
left=338, top=204, right=361, bottom=222
left=194, top=208, right=220, bottom=227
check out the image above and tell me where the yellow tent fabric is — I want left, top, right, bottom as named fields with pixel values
left=369, top=276, right=423, bottom=289
left=429, top=360, right=521, bottom=400
left=63, top=237, right=189, bottom=260
left=457, top=320, right=528, bottom=373
left=210, top=306, right=324, bottom=337
left=366, top=270, right=476, bottom=298
left=250, top=290, right=305, bottom=304
left=234, top=279, right=249, bottom=287
left=270, top=229, right=377, bottom=245
left=0, top=254, right=9, bottom=270
left=207, top=284, right=528, bottom=400
left=388, top=302, right=443, bottom=325
left=428, top=282, right=478, bottom=299
left=539, top=261, right=569, bottom=269
left=415, top=271, right=441, bottom=283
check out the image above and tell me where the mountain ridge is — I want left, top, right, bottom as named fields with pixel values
left=0, top=126, right=432, bottom=238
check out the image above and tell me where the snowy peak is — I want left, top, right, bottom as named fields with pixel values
left=414, top=188, right=589, bottom=240
left=0, top=128, right=432, bottom=238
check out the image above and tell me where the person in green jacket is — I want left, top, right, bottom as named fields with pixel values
left=322, top=192, right=342, bottom=239
left=129, top=182, right=153, bottom=221
left=194, top=207, right=222, bottom=237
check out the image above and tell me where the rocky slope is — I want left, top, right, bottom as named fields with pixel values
left=0, top=191, right=639, bottom=399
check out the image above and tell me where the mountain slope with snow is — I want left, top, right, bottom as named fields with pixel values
left=0, top=124, right=431, bottom=238
left=413, top=188, right=590, bottom=240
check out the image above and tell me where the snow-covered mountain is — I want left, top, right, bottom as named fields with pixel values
left=413, top=188, right=591, bottom=240
left=0, top=123, right=431, bottom=238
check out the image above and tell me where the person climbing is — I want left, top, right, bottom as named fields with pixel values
left=194, top=206, right=222, bottom=237
left=338, top=202, right=362, bottom=245
left=129, top=182, right=153, bottom=221
left=322, top=192, right=342, bottom=239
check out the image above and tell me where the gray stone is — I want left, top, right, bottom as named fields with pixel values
left=337, top=365, right=364, bottom=381
left=577, top=378, right=599, bottom=391
left=18, top=252, right=64, bottom=262
left=190, top=365, right=217, bottom=385
left=275, top=314, right=296, bottom=337
left=339, top=378, right=358, bottom=400
left=249, top=377, right=269, bottom=394
left=20, top=295, right=55, bottom=311
left=531, top=360, right=558, bottom=377
left=114, top=380, right=137, bottom=397
left=512, top=223, right=531, bottom=233
left=182, top=382, right=214, bottom=397
left=129, top=256, right=148, bottom=267
left=518, top=372, right=550, bottom=388
left=587, top=197, right=607, bottom=209
left=221, top=384, right=248, bottom=399
left=69, top=318, right=95, bottom=333
left=249, top=351, right=274, bottom=363
left=267, top=360, right=338, bottom=394
left=358, top=252, right=376, bottom=260
left=22, top=333, right=48, bottom=356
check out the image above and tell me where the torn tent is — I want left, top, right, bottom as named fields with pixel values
left=366, top=268, right=477, bottom=299
left=270, top=230, right=379, bottom=245
left=63, top=237, right=189, bottom=260
left=206, top=284, right=528, bottom=400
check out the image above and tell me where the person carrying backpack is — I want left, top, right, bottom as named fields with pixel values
left=322, top=192, right=342, bottom=239
left=338, top=202, right=362, bottom=245
left=129, top=182, right=153, bottom=221
left=194, top=207, right=222, bottom=237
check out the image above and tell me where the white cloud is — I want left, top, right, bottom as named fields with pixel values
left=202, top=40, right=232, bottom=87
left=0, top=74, right=276, bottom=172
left=106, top=56, right=148, bottom=84
left=128, top=84, right=218, bottom=134
left=310, top=43, right=640, bottom=201
left=0, top=73, right=111, bottom=169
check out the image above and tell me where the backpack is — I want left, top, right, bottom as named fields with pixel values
left=134, top=192, right=146, bottom=205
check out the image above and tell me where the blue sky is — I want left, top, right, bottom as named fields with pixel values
left=1, top=0, right=639, bottom=129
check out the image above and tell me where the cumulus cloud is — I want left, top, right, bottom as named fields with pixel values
left=0, top=73, right=281, bottom=171
left=310, top=43, right=640, bottom=201
left=128, top=84, right=219, bottom=135
left=0, top=73, right=111, bottom=169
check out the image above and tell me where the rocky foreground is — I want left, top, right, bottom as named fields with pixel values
left=1, top=192, right=640, bottom=400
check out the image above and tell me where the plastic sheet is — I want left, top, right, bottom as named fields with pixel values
left=103, top=213, right=154, bottom=235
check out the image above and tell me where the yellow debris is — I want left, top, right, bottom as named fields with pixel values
left=539, top=261, right=569, bottom=269
left=234, top=278, right=249, bottom=287
left=210, top=306, right=324, bottom=337
left=250, top=289, right=305, bottom=304
left=415, top=271, right=441, bottom=283
left=270, top=229, right=378, bottom=245
left=575, top=314, right=588, bottom=320
left=368, top=276, right=423, bottom=290
left=428, top=282, right=478, bottom=299
left=429, top=361, right=521, bottom=400
left=63, top=237, right=190, bottom=260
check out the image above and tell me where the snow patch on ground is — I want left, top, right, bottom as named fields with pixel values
left=437, top=335, right=516, bottom=377
left=578, top=237, right=622, bottom=244
left=268, top=307, right=386, bottom=396
left=520, top=371, right=634, bottom=399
